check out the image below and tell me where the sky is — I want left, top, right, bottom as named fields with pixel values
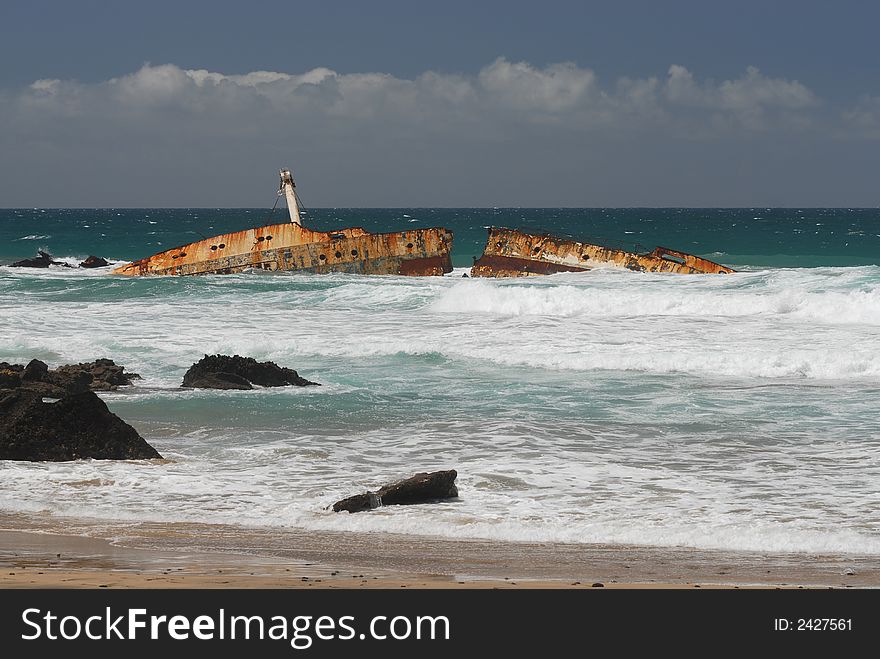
left=0, top=0, right=878, bottom=207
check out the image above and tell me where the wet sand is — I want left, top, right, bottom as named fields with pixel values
left=0, top=514, right=876, bottom=589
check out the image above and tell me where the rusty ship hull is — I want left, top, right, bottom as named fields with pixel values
left=113, top=169, right=453, bottom=277
left=471, top=227, right=735, bottom=277
left=112, top=222, right=453, bottom=277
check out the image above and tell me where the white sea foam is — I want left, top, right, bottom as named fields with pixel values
left=431, top=274, right=880, bottom=325
left=2, top=443, right=879, bottom=555
left=1, top=265, right=879, bottom=553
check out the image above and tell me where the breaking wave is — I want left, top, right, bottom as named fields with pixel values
left=431, top=271, right=880, bottom=325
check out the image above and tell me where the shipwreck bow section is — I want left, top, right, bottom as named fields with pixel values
left=112, top=224, right=453, bottom=277
left=470, top=227, right=735, bottom=277
left=113, top=169, right=453, bottom=277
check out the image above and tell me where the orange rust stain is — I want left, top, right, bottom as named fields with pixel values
left=113, top=222, right=452, bottom=277
left=471, top=228, right=735, bottom=277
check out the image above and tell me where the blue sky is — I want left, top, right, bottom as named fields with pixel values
left=0, top=0, right=878, bottom=206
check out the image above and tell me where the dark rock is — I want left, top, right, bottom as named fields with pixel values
left=79, top=255, right=110, bottom=268
left=181, top=354, right=320, bottom=389
left=48, top=368, right=93, bottom=394
left=377, top=470, right=459, bottom=505
left=54, top=358, right=141, bottom=391
left=22, top=359, right=49, bottom=382
left=0, top=359, right=141, bottom=398
left=0, top=389, right=162, bottom=461
left=10, top=251, right=59, bottom=268
left=331, top=492, right=381, bottom=514
left=185, top=372, right=253, bottom=390
left=2, top=360, right=63, bottom=396
left=332, top=470, right=459, bottom=513
left=0, top=358, right=139, bottom=396
left=0, top=369, right=22, bottom=389
left=0, top=361, right=53, bottom=395
left=13, top=381, right=68, bottom=398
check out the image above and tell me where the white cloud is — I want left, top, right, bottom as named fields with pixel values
left=2, top=58, right=873, bottom=206
left=10, top=58, right=820, bottom=133
left=29, top=79, right=61, bottom=94
left=842, top=95, right=880, bottom=139
left=662, top=64, right=818, bottom=130
left=665, top=64, right=816, bottom=110
left=717, top=66, right=816, bottom=110
left=477, top=57, right=597, bottom=113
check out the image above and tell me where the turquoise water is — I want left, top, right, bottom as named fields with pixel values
left=2, top=207, right=879, bottom=269
left=1, top=208, right=879, bottom=554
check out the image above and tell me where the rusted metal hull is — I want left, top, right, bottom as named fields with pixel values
left=113, top=222, right=454, bottom=277
left=471, top=227, right=735, bottom=277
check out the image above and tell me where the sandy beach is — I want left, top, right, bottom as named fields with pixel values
left=1, top=513, right=876, bottom=589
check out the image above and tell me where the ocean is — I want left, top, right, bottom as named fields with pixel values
left=1, top=208, right=879, bottom=556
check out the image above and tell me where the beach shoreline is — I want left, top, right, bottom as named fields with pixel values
left=0, top=513, right=875, bottom=589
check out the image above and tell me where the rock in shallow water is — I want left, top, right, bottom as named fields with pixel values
left=181, top=354, right=320, bottom=389
left=9, top=251, right=110, bottom=268
left=10, top=250, right=65, bottom=268
left=186, top=371, right=255, bottom=390
left=79, top=255, right=110, bottom=268
left=0, top=358, right=140, bottom=397
left=333, top=470, right=459, bottom=513
left=55, top=358, right=141, bottom=391
left=0, top=389, right=162, bottom=461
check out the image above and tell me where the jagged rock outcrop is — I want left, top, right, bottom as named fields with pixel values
left=79, top=255, right=110, bottom=268
left=333, top=470, right=459, bottom=513
left=10, top=251, right=64, bottom=268
left=0, top=389, right=161, bottom=461
left=185, top=371, right=254, bottom=390
left=0, top=359, right=140, bottom=397
left=8, top=251, right=112, bottom=269
left=55, top=358, right=141, bottom=391
left=0, top=368, right=21, bottom=389
left=181, top=354, right=320, bottom=390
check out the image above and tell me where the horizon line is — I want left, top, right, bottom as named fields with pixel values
left=3, top=206, right=879, bottom=211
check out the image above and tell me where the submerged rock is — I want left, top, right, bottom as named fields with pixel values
left=10, top=250, right=63, bottom=268
left=181, top=354, right=320, bottom=389
left=333, top=470, right=459, bottom=513
left=0, top=389, right=162, bottom=461
left=79, top=255, right=110, bottom=268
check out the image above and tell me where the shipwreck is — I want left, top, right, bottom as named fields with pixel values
left=470, top=227, right=735, bottom=277
left=113, top=170, right=453, bottom=277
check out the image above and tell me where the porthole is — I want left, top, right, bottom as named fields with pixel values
left=351, top=249, right=358, bottom=257
left=319, top=254, right=326, bottom=261
left=335, top=251, right=342, bottom=258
